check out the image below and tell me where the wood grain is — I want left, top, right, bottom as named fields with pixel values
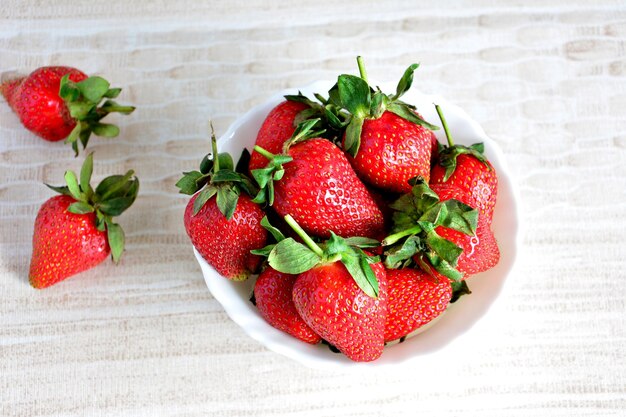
left=1, top=1, right=625, bottom=416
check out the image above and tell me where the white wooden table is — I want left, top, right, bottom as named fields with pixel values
left=1, top=1, right=625, bottom=416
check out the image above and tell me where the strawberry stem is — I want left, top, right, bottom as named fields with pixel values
left=253, top=145, right=275, bottom=161
left=356, top=56, right=368, bottom=83
left=382, top=225, right=423, bottom=246
left=435, top=104, right=454, bottom=147
left=210, top=122, right=220, bottom=172
left=284, top=214, right=324, bottom=258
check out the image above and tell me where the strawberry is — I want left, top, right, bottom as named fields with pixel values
left=335, top=57, right=439, bottom=193
left=430, top=184, right=500, bottom=276
left=384, top=268, right=452, bottom=342
left=177, top=126, right=267, bottom=280
left=293, top=260, right=387, bottom=362
left=262, top=214, right=387, bottom=362
left=253, top=267, right=321, bottom=344
left=252, top=121, right=385, bottom=240
left=30, top=153, right=139, bottom=288
left=1, top=66, right=134, bottom=155
left=248, top=99, right=310, bottom=171
left=429, top=104, right=498, bottom=223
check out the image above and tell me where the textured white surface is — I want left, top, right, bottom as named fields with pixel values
left=1, top=1, right=626, bottom=416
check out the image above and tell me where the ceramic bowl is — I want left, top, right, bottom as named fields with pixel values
left=193, top=80, right=520, bottom=369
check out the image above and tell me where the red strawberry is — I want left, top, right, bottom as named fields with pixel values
left=184, top=193, right=266, bottom=280
left=1, top=66, right=134, bottom=154
left=293, top=259, right=388, bottom=362
left=431, top=183, right=500, bottom=276
left=429, top=105, right=497, bottom=223
left=254, top=137, right=385, bottom=240
left=384, top=268, right=452, bottom=342
left=29, top=154, right=139, bottom=288
left=254, top=267, right=321, bottom=344
left=336, top=58, right=439, bottom=193
left=259, top=215, right=386, bottom=362
left=248, top=100, right=310, bottom=171
left=177, top=127, right=267, bottom=280
left=346, top=110, right=434, bottom=193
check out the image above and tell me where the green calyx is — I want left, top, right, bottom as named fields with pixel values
left=434, top=104, right=491, bottom=181
left=337, top=56, right=439, bottom=157
left=251, top=118, right=323, bottom=206
left=45, top=152, right=139, bottom=263
left=381, top=177, right=477, bottom=282
left=284, top=92, right=351, bottom=144
left=175, top=124, right=258, bottom=220
left=251, top=214, right=382, bottom=298
left=58, top=74, right=135, bottom=156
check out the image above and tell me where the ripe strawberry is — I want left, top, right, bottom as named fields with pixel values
left=346, top=111, right=435, bottom=193
left=257, top=214, right=386, bottom=362
left=429, top=105, right=498, bottom=223
left=431, top=184, right=500, bottom=276
left=293, top=260, right=387, bottom=362
left=248, top=99, right=310, bottom=171
left=253, top=267, right=321, bottom=344
left=30, top=153, right=139, bottom=288
left=253, top=134, right=385, bottom=240
left=1, top=66, right=134, bottom=154
left=335, top=57, right=439, bottom=193
left=384, top=268, right=452, bottom=342
left=177, top=126, right=267, bottom=280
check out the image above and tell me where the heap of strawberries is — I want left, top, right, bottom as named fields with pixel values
left=178, top=57, right=501, bottom=362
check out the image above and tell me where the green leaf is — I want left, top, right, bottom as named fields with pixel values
left=80, top=153, right=94, bottom=194
left=217, top=153, right=234, bottom=172
left=450, top=280, right=471, bottom=303
left=424, top=230, right=463, bottom=265
left=98, top=196, right=137, bottom=217
left=267, top=238, right=320, bottom=274
left=215, top=186, right=239, bottom=220
left=387, top=102, right=439, bottom=131
left=64, top=122, right=82, bottom=145
left=58, top=74, right=80, bottom=101
left=338, top=74, right=371, bottom=119
left=45, top=183, right=72, bottom=196
left=67, top=201, right=94, bottom=214
left=260, top=216, right=286, bottom=242
left=343, top=116, right=364, bottom=157
left=96, top=170, right=136, bottom=200
left=370, top=91, right=387, bottom=119
left=106, top=221, right=125, bottom=263
left=192, top=186, right=217, bottom=215
left=92, top=123, right=120, bottom=138
left=212, top=170, right=241, bottom=183
left=64, top=170, right=82, bottom=200
left=424, top=251, right=463, bottom=282
left=199, top=154, right=213, bottom=175
left=393, top=63, right=419, bottom=100
left=384, top=235, right=421, bottom=269
left=439, top=200, right=478, bottom=236
left=341, top=251, right=378, bottom=298
left=76, top=76, right=110, bottom=103
left=250, top=244, right=276, bottom=257
left=67, top=102, right=94, bottom=120
left=175, top=171, right=205, bottom=195
left=103, top=88, right=121, bottom=98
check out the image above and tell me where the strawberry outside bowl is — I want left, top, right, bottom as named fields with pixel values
left=192, top=80, right=520, bottom=369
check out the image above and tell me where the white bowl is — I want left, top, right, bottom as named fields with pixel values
left=193, top=80, right=520, bottom=369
